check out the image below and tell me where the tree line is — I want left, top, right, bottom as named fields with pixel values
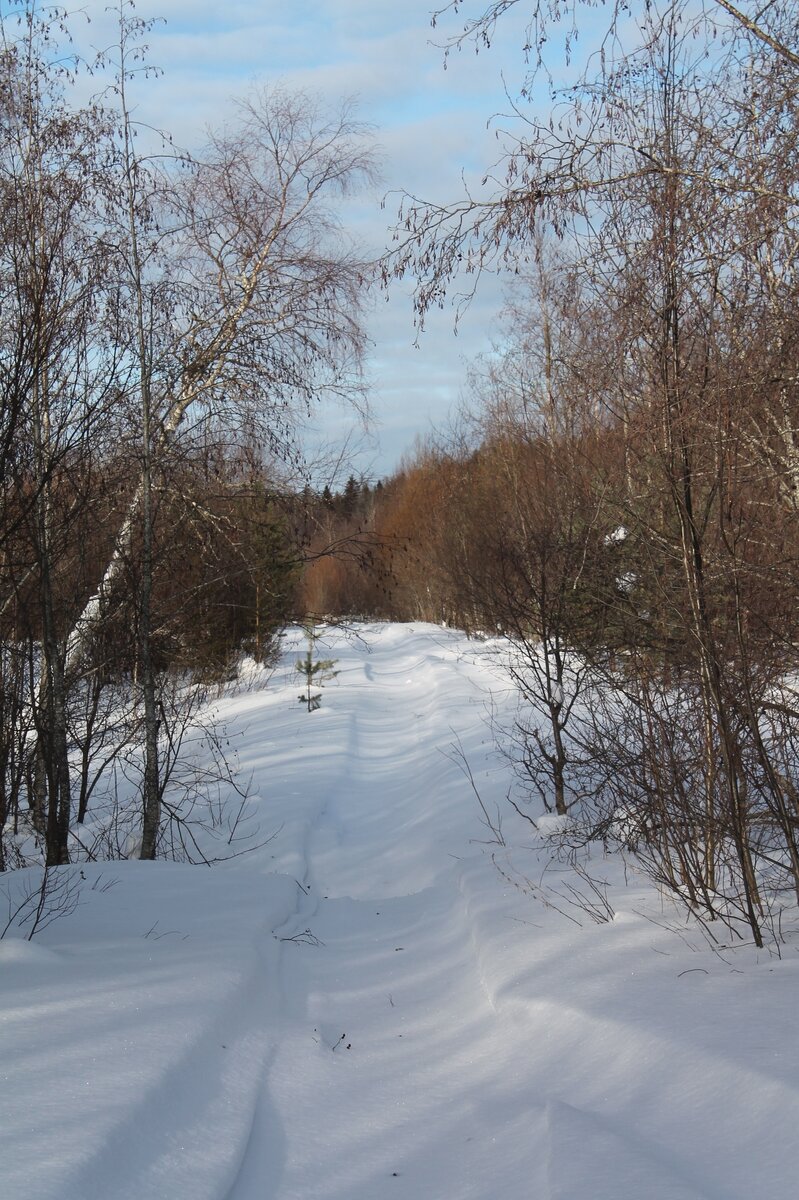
left=302, top=1, right=799, bottom=948
left=5, top=0, right=799, bottom=951
left=0, top=0, right=374, bottom=873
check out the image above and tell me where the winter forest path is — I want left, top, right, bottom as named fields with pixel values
left=226, top=625, right=551, bottom=1199
left=222, top=625, right=799, bottom=1200
left=6, top=625, right=799, bottom=1200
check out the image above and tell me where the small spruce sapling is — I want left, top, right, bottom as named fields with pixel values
left=297, top=625, right=337, bottom=712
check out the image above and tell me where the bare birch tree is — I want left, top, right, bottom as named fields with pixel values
left=0, top=1, right=375, bottom=867
left=0, top=17, right=124, bottom=864
left=65, top=86, right=375, bottom=688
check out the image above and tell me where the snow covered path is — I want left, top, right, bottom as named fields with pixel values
left=228, top=626, right=547, bottom=1199
left=3, top=624, right=799, bottom=1200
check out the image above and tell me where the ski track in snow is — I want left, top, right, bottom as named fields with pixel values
left=3, top=623, right=799, bottom=1200
left=229, top=629, right=549, bottom=1200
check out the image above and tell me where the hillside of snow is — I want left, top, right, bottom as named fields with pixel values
left=2, top=623, right=799, bottom=1200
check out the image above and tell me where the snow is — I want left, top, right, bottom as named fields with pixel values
left=2, top=622, right=799, bottom=1199
left=535, top=813, right=574, bottom=836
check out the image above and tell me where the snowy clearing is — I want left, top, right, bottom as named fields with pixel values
left=2, top=623, right=799, bottom=1200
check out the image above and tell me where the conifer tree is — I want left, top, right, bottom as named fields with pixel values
left=296, top=625, right=337, bottom=712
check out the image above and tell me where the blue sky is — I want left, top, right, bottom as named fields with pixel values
left=72, top=0, right=535, bottom=482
